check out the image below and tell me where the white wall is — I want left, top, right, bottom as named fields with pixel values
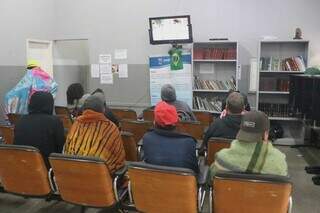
left=0, top=0, right=55, bottom=65
left=53, top=0, right=320, bottom=66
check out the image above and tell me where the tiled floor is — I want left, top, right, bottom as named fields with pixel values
left=0, top=146, right=319, bottom=213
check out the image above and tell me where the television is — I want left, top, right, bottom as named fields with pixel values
left=149, top=15, right=193, bottom=45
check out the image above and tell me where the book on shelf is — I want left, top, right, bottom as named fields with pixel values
left=194, top=77, right=236, bottom=91
left=193, top=96, right=222, bottom=112
left=260, top=77, right=289, bottom=92
left=193, top=48, right=236, bottom=60
left=260, top=56, right=306, bottom=71
left=259, top=103, right=293, bottom=117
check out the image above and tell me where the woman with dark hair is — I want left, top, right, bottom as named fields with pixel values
left=66, top=83, right=85, bottom=117
left=91, top=88, right=120, bottom=127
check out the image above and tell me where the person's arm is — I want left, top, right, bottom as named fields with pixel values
left=202, top=123, right=219, bottom=150
left=189, top=140, right=199, bottom=174
left=105, top=108, right=120, bottom=127
left=55, top=118, right=66, bottom=153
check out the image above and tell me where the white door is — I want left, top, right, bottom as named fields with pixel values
left=26, top=39, right=53, bottom=76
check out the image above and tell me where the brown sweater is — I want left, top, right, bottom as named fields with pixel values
left=64, top=109, right=125, bottom=174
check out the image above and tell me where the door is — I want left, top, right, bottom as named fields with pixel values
left=26, top=39, right=53, bottom=76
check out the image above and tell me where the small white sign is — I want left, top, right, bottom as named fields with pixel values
left=100, top=73, right=113, bottom=84
left=99, top=54, right=112, bottom=64
left=90, top=64, right=100, bottom=78
left=114, top=49, right=127, bottom=59
left=119, top=64, right=128, bottom=78
left=99, top=64, right=112, bottom=74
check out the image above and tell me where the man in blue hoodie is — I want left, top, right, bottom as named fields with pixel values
left=142, top=101, right=199, bottom=173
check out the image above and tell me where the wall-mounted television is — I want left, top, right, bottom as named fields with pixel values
left=149, top=15, right=193, bottom=45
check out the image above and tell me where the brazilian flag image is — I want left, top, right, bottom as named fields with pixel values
left=169, top=48, right=183, bottom=70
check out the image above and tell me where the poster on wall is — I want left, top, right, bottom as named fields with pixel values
left=149, top=53, right=192, bottom=107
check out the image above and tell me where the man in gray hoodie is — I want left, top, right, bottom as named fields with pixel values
left=161, top=84, right=197, bottom=121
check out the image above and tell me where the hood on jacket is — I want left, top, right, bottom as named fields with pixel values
left=28, top=91, right=54, bottom=115
left=223, top=114, right=242, bottom=129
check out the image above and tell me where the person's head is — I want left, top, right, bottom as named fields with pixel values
left=82, top=95, right=104, bottom=113
left=154, top=101, right=178, bottom=130
left=28, top=91, right=54, bottom=115
left=92, top=88, right=104, bottom=95
left=27, top=59, right=40, bottom=69
left=161, top=84, right=176, bottom=103
left=226, top=92, right=245, bottom=114
left=91, top=88, right=106, bottom=106
left=66, top=83, right=84, bottom=105
left=236, top=110, right=270, bottom=143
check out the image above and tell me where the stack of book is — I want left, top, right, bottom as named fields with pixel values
left=193, top=96, right=222, bottom=112
left=259, top=103, right=292, bottom=117
left=260, top=77, right=290, bottom=91
left=260, top=56, right=306, bottom=71
left=193, top=48, right=236, bottom=60
left=194, top=77, right=236, bottom=91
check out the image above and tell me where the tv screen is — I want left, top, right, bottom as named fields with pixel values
left=149, top=15, right=193, bottom=45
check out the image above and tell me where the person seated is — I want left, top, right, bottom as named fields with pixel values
left=5, top=59, right=58, bottom=114
left=91, top=88, right=120, bottom=127
left=209, top=110, right=288, bottom=181
left=66, top=83, right=88, bottom=118
left=63, top=95, right=125, bottom=175
left=142, top=101, right=199, bottom=173
left=203, top=92, right=244, bottom=149
left=138, top=84, right=197, bottom=121
left=161, top=84, right=197, bottom=121
left=220, top=90, right=250, bottom=119
left=14, top=91, right=65, bottom=168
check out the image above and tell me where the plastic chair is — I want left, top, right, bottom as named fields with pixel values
left=143, top=109, right=154, bottom=121
left=176, top=121, right=205, bottom=140
left=206, top=137, right=232, bottom=165
left=111, top=108, right=137, bottom=121
left=121, top=131, right=138, bottom=161
left=193, top=111, right=214, bottom=126
left=0, top=125, right=14, bottom=144
left=0, top=144, right=54, bottom=197
left=49, top=153, right=127, bottom=212
left=128, top=162, right=205, bottom=213
left=210, top=172, right=292, bottom=213
left=120, top=120, right=153, bottom=143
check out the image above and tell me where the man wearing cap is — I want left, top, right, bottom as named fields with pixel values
left=64, top=95, right=125, bottom=175
left=142, top=101, right=199, bottom=173
left=160, top=84, right=197, bottom=121
left=209, top=110, right=288, bottom=180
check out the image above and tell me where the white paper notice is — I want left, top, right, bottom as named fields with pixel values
left=100, top=73, right=113, bottom=84
left=99, top=64, right=112, bottom=74
left=99, top=54, right=112, bottom=64
left=114, top=49, right=127, bottom=59
left=90, top=64, right=100, bottom=78
left=119, top=64, right=128, bottom=78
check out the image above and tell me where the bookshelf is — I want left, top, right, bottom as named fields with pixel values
left=256, top=40, right=309, bottom=145
left=192, top=41, right=238, bottom=113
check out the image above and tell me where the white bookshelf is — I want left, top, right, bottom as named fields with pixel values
left=192, top=41, right=239, bottom=113
left=256, top=40, right=309, bottom=145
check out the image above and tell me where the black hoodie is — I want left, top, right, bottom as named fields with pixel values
left=14, top=92, right=65, bottom=168
left=203, top=114, right=242, bottom=149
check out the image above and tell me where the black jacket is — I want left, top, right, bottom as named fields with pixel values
left=142, top=128, right=199, bottom=173
left=203, top=114, right=242, bottom=148
left=105, top=106, right=119, bottom=127
left=14, top=92, right=65, bottom=168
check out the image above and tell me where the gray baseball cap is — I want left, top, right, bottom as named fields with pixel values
left=236, top=110, right=270, bottom=142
